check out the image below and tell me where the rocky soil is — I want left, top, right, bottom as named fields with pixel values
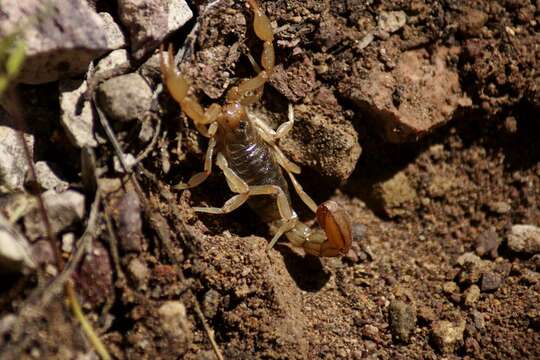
left=0, top=0, right=539, bottom=359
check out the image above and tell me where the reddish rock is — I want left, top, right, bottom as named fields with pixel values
left=270, top=56, right=317, bottom=102
left=118, top=0, right=192, bottom=60
left=339, top=47, right=471, bottom=143
left=75, top=241, right=114, bottom=307
left=456, top=7, right=488, bottom=37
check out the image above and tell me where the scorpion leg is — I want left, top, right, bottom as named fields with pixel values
left=246, top=0, right=274, bottom=72
left=258, top=108, right=317, bottom=212
left=253, top=103, right=295, bottom=142
left=252, top=105, right=301, bottom=175
left=175, top=123, right=218, bottom=190
left=285, top=171, right=318, bottom=213
left=194, top=153, right=295, bottom=225
left=192, top=151, right=301, bottom=252
left=251, top=106, right=351, bottom=256
left=239, top=52, right=264, bottom=106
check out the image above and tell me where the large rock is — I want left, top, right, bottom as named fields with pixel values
left=270, top=56, right=317, bottom=103
left=279, top=103, right=361, bottom=183
left=118, top=0, right=193, bottom=60
left=32, top=161, right=69, bottom=192
left=0, top=0, right=110, bottom=84
left=97, top=73, right=153, bottom=123
left=340, top=46, right=471, bottom=143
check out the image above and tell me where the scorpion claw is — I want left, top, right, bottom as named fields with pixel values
left=315, top=201, right=352, bottom=257
left=159, top=44, right=189, bottom=104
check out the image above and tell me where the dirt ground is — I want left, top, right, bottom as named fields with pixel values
left=1, top=0, right=539, bottom=359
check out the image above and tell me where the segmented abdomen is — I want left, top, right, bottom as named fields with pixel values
left=224, top=127, right=289, bottom=223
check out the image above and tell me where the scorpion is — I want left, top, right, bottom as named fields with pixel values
left=159, top=0, right=352, bottom=257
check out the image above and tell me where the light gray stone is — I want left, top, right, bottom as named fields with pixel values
left=0, top=214, right=35, bottom=273
left=33, top=161, right=69, bottom=192
left=24, top=190, right=85, bottom=240
left=508, top=225, right=540, bottom=254
left=99, top=12, right=127, bottom=50
left=0, top=125, right=34, bottom=193
left=431, top=319, right=465, bottom=354
left=94, top=49, right=132, bottom=78
left=378, top=11, right=407, bottom=34
left=0, top=0, right=110, bottom=84
left=114, top=153, right=137, bottom=173
left=59, top=79, right=98, bottom=148
left=127, top=258, right=149, bottom=289
left=97, top=73, right=152, bottom=122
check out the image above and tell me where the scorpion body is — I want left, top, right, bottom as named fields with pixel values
left=221, top=115, right=288, bottom=223
left=159, top=0, right=352, bottom=256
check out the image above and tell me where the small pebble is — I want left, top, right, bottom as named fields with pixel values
left=45, top=264, right=58, bottom=276
left=76, top=241, right=113, bottom=306
left=456, top=252, right=486, bottom=285
left=118, top=190, right=144, bottom=253
left=457, top=252, right=483, bottom=267
left=474, top=230, right=500, bottom=259
left=442, top=281, right=459, bottom=294
left=0, top=216, right=36, bottom=272
left=388, top=300, right=417, bottom=343
left=113, top=153, right=137, bottom=173
left=472, top=311, right=485, bottom=331
left=463, top=285, right=480, bottom=306
left=431, top=319, right=465, bottom=354
left=157, top=300, right=191, bottom=344
left=457, top=7, right=488, bottom=37
left=531, top=254, right=540, bottom=270
left=362, top=324, right=380, bottom=341
left=61, top=233, right=74, bottom=253
left=480, top=271, right=503, bottom=292
left=203, top=289, right=221, bottom=319
left=97, top=73, right=152, bottom=123
left=507, top=225, right=540, bottom=255
left=488, top=201, right=511, bottom=214
left=377, top=11, right=407, bottom=34
left=417, top=306, right=437, bottom=324
left=127, top=258, right=149, bottom=290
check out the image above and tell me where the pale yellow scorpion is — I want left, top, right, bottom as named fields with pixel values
left=160, top=0, right=352, bottom=256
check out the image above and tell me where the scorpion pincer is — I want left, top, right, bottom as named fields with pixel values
left=159, top=0, right=352, bottom=257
